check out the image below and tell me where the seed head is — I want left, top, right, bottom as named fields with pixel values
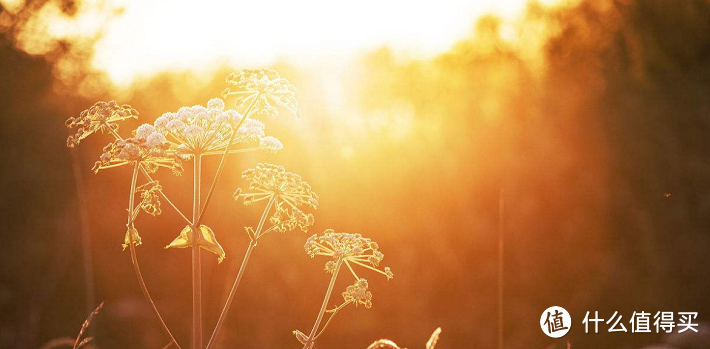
left=235, top=163, right=318, bottom=234
left=343, top=278, right=373, bottom=308
left=224, top=69, right=299, bottom=118
left=92, top=134, right=183, bottom=175
left=66, top=101, right=138, bottom=148
left=304, top=229, right=393, bottom=280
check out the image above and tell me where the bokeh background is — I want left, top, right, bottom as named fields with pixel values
left=1, top=0, right=710, bottom=349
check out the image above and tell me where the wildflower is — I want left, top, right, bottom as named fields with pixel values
left=304, top=229, right=393, bottom=280
left=207, top=97, right=225, bottom=110
left=151, top=99, right=275, bottom=155
left=66, top=101, right=139, bottom=148
left=223, top=69, right=299, bottom=118
left=92, top=134, right=183, bottom=175
left=135, top=123, right=155, bottom=138
left=294, top=231, right=392, bottom=349
left=146, top=132, right=167, bottom=148
left=342, top=278, right=373, bottom=308
left=234, top=163, right=318, bottom=237
left=259, top=136, right=283, bottom=152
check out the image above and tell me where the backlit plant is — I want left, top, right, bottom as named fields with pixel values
left=65, top=69, right=393, bottom=349
left=294, top=230, right=393, bottom=349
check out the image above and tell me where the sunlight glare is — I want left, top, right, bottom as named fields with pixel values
left=92, top=0, right=567, bottom=84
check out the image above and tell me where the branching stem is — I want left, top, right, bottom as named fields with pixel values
left=107, top=126, right=191, bottom=225
left=126, top=164, right=182, bottom=349
left=205, top=195, right=276, bottom=349
left=196, top=96, right=260, bottom=225
left=303, top=260, right=343, bottom=349
left=191, top=155, right=203, bottom=349
left=314, top=301, right=352, bottom=340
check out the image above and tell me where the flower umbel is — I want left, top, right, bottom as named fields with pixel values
left=342, top=278, right=373, bottom=309
left=234, top=163, right=318, bottom=237
left=66, top=101, right=139, bottom=148
left=223, top=69, right=299, bottom=118
left=295, top=230, right=393, bottom=349
left=151, top=99, right=278, bottom=155
left=92, top=135, right=183, bottom=175
left=304, top=229, right=393, bottom=280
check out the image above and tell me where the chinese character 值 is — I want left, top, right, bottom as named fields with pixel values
left=544, top=310, right=569, bottom=334
left=630, top=311, right=651, bottom=333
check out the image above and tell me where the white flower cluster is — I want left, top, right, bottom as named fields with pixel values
left=149, top=98, right=280, bottom=155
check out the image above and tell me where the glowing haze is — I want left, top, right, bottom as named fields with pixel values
left=86, top=0, right=566, bottom=84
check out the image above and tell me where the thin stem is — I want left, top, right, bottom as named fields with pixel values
left=196, top=96, right=260, bottom=225
left=303, top=260, right=342, bottom=349
left=139, top=166, right=191, bottom=225
left=314, top=301, right=352, bottom=340
left=201, top=147, right=264, bottom=156
left=126, top=164, right=182, bottom=349
left=253, top=196, right=276, bottom=240
left=192, top=155, right=203, bottom=349
left=344, top=260, right=359, bottom=280
left=205, top=196, right=276, bottom=349
left=129, top=245, right=182, bottom=349
left=106, top=126, right=191, bottom=225
left=204, top=240, right=255, bottom=349
left=347, top=259, right=389, bottom=278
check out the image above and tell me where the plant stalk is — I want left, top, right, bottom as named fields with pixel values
left=126, top=164, right=182, bottom=349
left=192, top=155, right=203, bottom=349
left=196, top=96, right=259, bottom=225
left=205, top=196, right=276, bottom=349
left=303, top=260, right=342, bottom=349
left=107, top=126, right=191, bottom=225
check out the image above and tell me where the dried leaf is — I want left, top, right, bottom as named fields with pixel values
left=122, top=226, right=141, bottom=250
left=293, top=330, right=309, bottom=345
left=165, top=225, right=226, bottom=263
left=245, top=226, right=256, bottom=242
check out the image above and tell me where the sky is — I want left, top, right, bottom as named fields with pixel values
left=70, top=0, right=569, bottom=84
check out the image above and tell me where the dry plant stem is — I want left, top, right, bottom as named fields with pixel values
left=191, top=154, right=203, bottom=349
left=196, top=96, right=259, bottom=225
left=303, top=260, right=343, bottom=349
left=127, top=164, right=183, bottom=349
left=107, top=126, right=191, bottom=225
left=314, top=301, right=351, bottom=340
left=128, top=244, right=182, bottom=349
left=201, top=147, right=262, bottom=156
left=205, top=196, right=276, bottom=349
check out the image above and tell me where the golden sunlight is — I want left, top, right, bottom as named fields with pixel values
left=89, top=0, right=570, bottom=84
